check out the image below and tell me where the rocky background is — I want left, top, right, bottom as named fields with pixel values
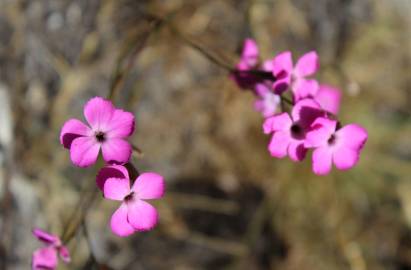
left=0, top=0, right=410, bottom=269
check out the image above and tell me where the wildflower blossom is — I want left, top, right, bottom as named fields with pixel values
left=60, top=97, right=134, bottom=167
left=231, top=38, right=261, bottom=89
left=32, top=228, right=70, bottom=270
left=305, top=117, right=368, bottom=175
left=97, top=165, right=165, bottom=237
left=254, top=83, right=281, bottom=117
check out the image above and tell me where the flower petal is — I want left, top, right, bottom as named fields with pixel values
left=60, top=119, right=91, bottom=149
left=263, top=113, right=292, bottom=134
left=96, top=165, right=130, bottom=191
left=241, top=38, right=259, bottom=67
left=103, top=177, right=130, bottom=201
left=132, top=173, right=165, bottom=200
left=127, top=200, right=158, bottom=231
left=294, top=51, right=319, bottom=77
left=101, top=138, right=132, bottom=164
left=273, top=51, right=293, bottom=76
left=58, top=246, right=71, bottom=263
left=32, top=247, right=58, bottom=270
left=70, top=137, right=100, bottom=167
left=83, top=97, right=115, bottom=131
left=333, top=147, right=359, bottom=170
left=32, top=228, right=59, bottom=245
left=314, top=84, right=341, bottom=115
left=292, top=98, right=324, bottom=128
left=312, top=146, right=333, bottom=175
left=287, top=141, right=307, bottom=161
left=305, top=117, right=337, bottom=148
left=106, top=109, right=135, bottom=139
left=292, top=79, right=319, bottom=101
left=110, top=203, right=135, bottom=237
left=268, top=131, right=290, bottom=158
left=336, top=124, right=368, bottom=151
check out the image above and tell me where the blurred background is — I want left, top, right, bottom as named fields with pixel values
left=0, top=0, right=410, bottom=269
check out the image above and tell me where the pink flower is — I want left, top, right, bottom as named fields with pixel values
left=60, top=97, right=135, bottom=167
left=263, top=99, right=325, bottom=161
left=32, top=228, right=70, bottom=270
left=96, top=165, right=165, bottom=237
left=231, top=38, right=261, bottom=89
left=272, top=51, right=319, bottom=97
left=254, top=83, right=281, bottom=118
left=314, top=84, right=341, bottom=115
left=305, top=117, right=368, bottom=175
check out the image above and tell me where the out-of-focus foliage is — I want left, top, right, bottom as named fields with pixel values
left=0, top=0, right=410, bottom=269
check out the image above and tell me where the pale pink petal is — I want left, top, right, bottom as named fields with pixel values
left=32, top=228, right=59, bottom=245
left=254, top=92, right=280, bottom=118
left=32, top=247, right=58, bottom=270
left=336, top=124, right=368, bottom=151
left=70, top=137, right=100, bottom=167
left=287, top=141, right=307, bottom=161
left=127, top=200, right=158, bottom=231
left=272, top=51, right=293, bottom=76
left=305, top=117, right=337, bottom=148
left=60, top=119, right=91, bottom=149
left=268, top=131, right=290, bottom=158
left=294, top=51, right=319, bottom=77
left=254, top=83, right=270, bottom=97
left=333, top=147, right=359, bottom=170
left=101, top=138, right=132, bottom=164
left=83, top=97, right=115, bottom=131
left=110, top=203, right=135, bottom=237
left=312, top=146, right=333, bottom=175
left=292, top=79, right=319, bottom=101
left=106, top=109, right=135, bottom=139
left=58, top=246, right=71, bottom=263
left=262, top=58, right=274, bottom=71
left=103, top=177, right=131, bottom=201
left=132, top=173, right=165, bottom=200
left=96, top=165, right=130, bottom=191
left=315, top=84, right=341, bottom=115
left=291, top=98, right=324, bottom=128
left=241, top=38, right=259, bottom=67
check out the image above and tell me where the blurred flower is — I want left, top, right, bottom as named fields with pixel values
left=231, top=38, right=261, bottom=89
left=97, top=165, right=165, bottom=237
left=263, top=99, right=324, bottom=161
left=254, top=83, right=281, bottom=118
left=32, top=228, right=70, bottom=270
left=272, top=51, right=319, bottom=97
left=60, top=96, right=135, bottom=167
left=305, top=117, right=368, bottom=175
left=314, top=84, right=341, bottom=115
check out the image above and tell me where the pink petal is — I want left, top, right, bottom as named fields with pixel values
left=254, top=82, right=270, bottom=97
left=333, top=146, right=359, bottom=170
left=60, top=119, right=91, bottom=149
left=103, top=177, right=131, bottom=201
left=268, top=131, right=290, bottom=158
left=32, top=228, right=59, bottom=245
left=336, top=124, right=368, bottom=151
left=127, top=200, right=158, bottom=231
left=314, top=84, right=341, bottom=115
left=287, top=141, right=307, bottom=161
left=70, top=136, right=100, bottom=167
left=273, top=77, right=291, bottom=94
left=292, top=79, right=319, bottom=101
left=110, top=203, right=135, bottom=237
left=106, top=109, right=135, bottom=139
left=262, top=58, right=274, bottom=71
left=312, top=146, right=333, bottom=175
left=305, top=117, right=337, bottom=148
left=254, top=92, right=280, bottom=118
left=291, top=98, right=324, bottom=128
left=294, top=51, right=319, bottom=77
left=32, top=247, right=58, bottom=270
left=132, top=173, right=165, bottom=200
left=101, top=138, right=132, bottom=164
left=96, top=165, right=130, bottom=191
left=83, top=97, right=115, bottom=131
left=58, top=246, right=71, bottom=263
left=241, top=38, right=259, bottom=67
left=272, top=51, right=293, bottom=77
left=263, top=113, right=292, bottom=134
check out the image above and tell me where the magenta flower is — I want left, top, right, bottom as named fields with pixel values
left=254, top=83, right=281, bottom=118
left=32, top=228, right=70, bottom=270
left=305, top=117, right=368, bottom=175
left=314, top=84, right=341, bottom=115
left=263, top=99, right=325, bottom=161
left=96, top=165, right=165, bottom=237
left=60, top=97, right=135, bottom=167
left=272, top=51, right=319, bottom=97
left=231, top=38, right=261, bottom=89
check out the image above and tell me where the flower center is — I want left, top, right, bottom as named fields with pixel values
left=328, top=134, right=336, bottom=145
left=290, top=124, right=304, bottom=140
left=124, top=192, right=135, bottom=202
left=95, top=131, right=106, bottom=143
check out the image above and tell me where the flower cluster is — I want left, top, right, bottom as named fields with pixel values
left=232, top=39, right=367, bottom=175
left=32, top=97, right=165, bottom=269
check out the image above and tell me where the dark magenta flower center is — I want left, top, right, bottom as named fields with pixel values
left=328, top=134, right=336, bottom=145
left=95, top=131, right=106, bottom=142
left=124, top=192, right=135, bottom=202
left=290, top=124, right=304, bottom=140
